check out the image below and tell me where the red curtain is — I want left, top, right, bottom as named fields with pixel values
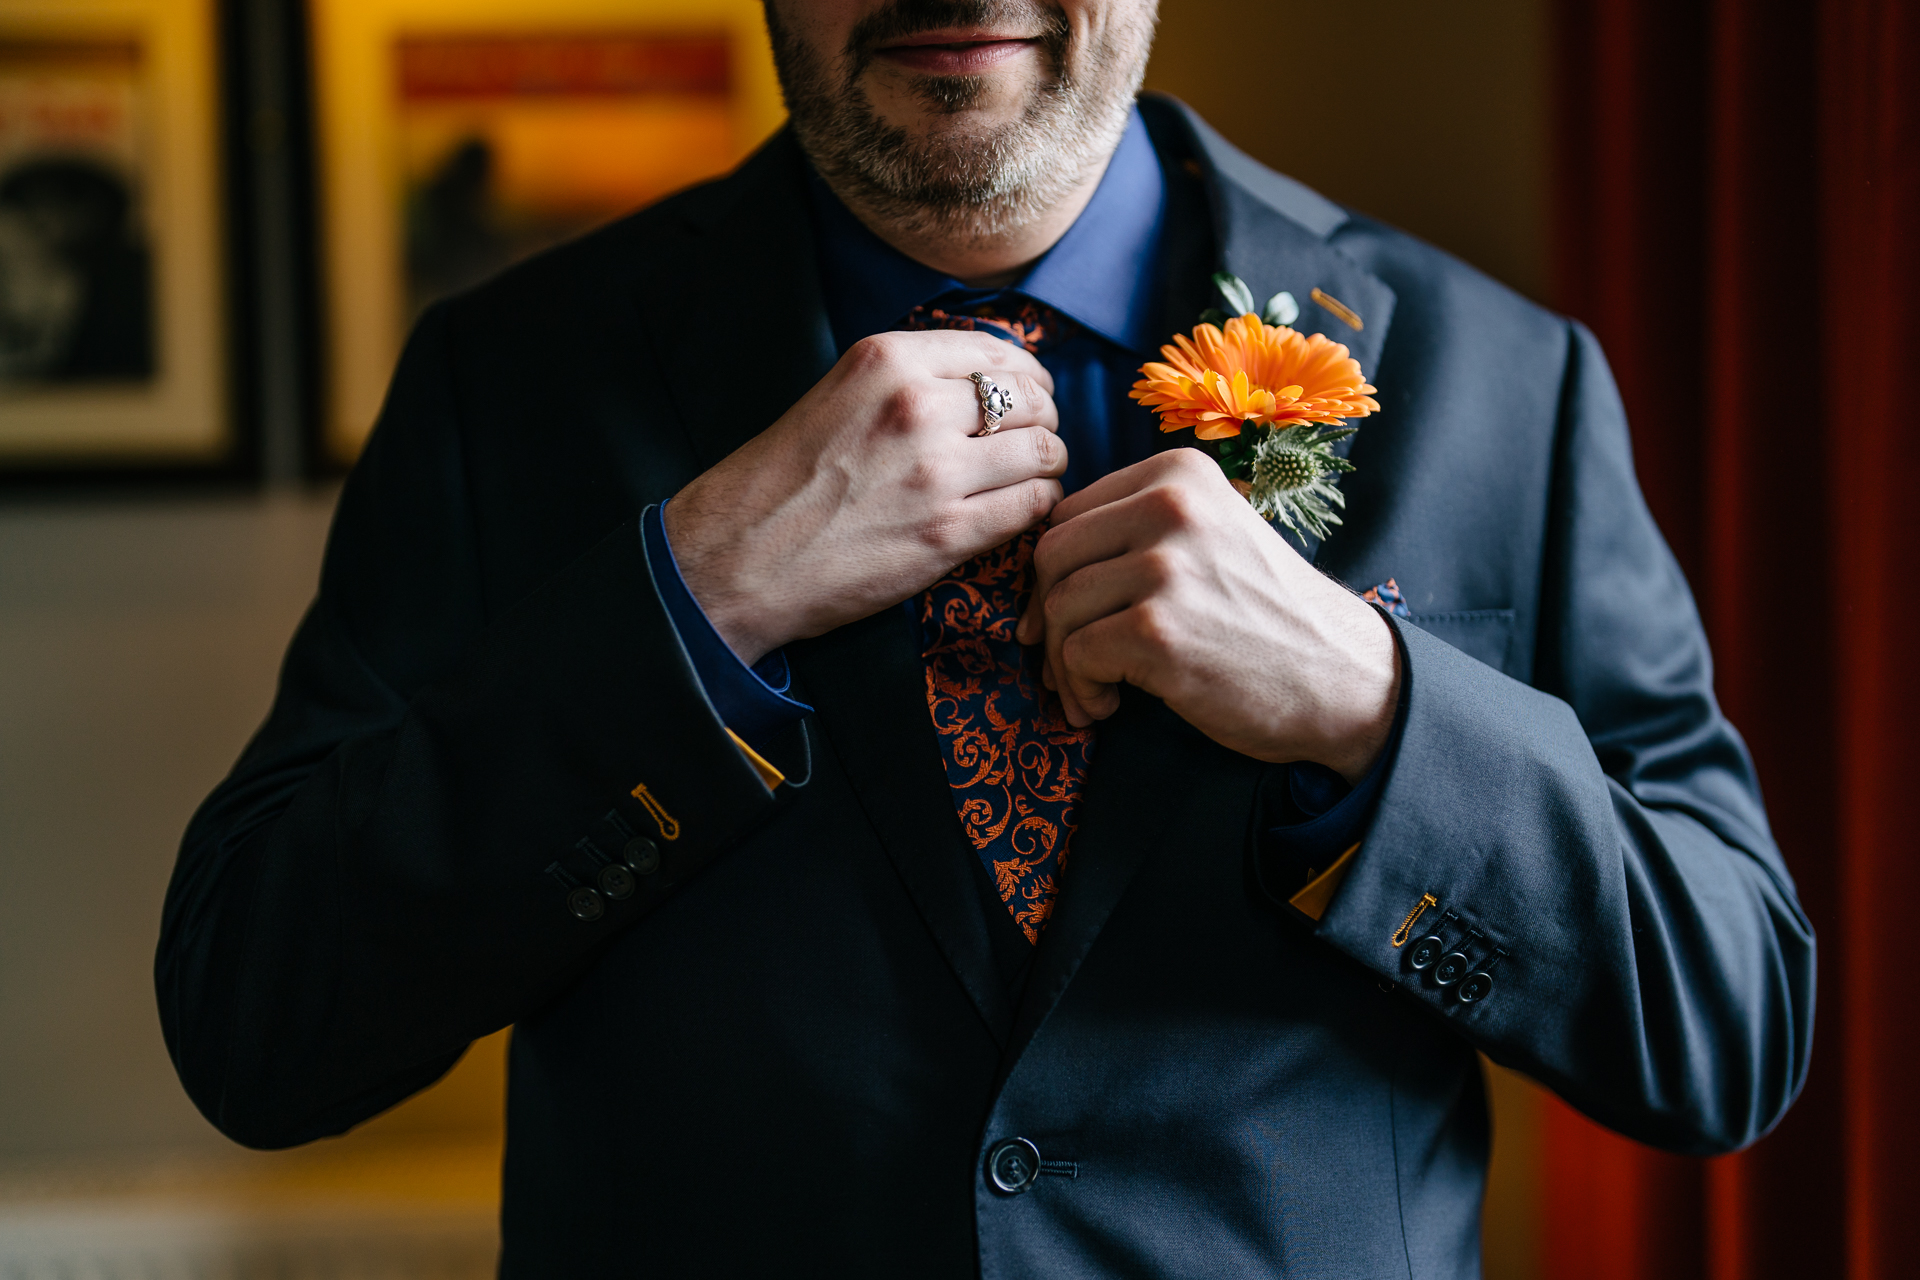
left=1548, top=0, right=1918, bottom=1277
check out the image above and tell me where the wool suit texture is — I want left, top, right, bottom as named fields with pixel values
left=156, top=96, right=1815, bottom=1278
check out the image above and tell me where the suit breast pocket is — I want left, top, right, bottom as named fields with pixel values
left=1407, top=609, right=1519, bottom=677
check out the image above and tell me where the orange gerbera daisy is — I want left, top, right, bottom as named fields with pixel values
left=1129, top=314, right=1380, bottom=439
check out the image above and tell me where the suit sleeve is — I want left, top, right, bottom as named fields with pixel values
left=155, top=303, right=787, bottom=1148
left=1310, top=320, right=1815, bottom=1155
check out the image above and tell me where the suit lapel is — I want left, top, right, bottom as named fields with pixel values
left=1142, top=96, right=1399, bottom=563
left=1214, top=182, right=1396, bottom=564
left=994, top=100, right=1401, bottom=1083
left=996, top=689, right=1269, bottom=1089
left=996, top=691, right=1183, bottom=1085
left=788, top=610, right=1019, bottom=1047
left=638, top=132, right=840, bottom=473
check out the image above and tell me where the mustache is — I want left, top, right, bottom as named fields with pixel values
left=844, top=0, right=1071, bottom=76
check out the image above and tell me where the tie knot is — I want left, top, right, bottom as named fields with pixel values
left=899, top=294, right=1076, bottom=355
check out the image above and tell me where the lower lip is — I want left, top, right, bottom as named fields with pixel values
left=874, top=38, right=1035, bottom=76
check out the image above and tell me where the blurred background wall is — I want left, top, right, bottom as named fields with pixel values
left=0, top=0, right=1742, bottom=1272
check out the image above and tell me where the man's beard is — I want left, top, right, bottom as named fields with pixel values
left=765, top=0, right=1153, bottom=246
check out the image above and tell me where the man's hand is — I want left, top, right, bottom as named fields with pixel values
left=1015, top=449, right=1400, bottom=783
left=667, top=330, right=1065, bottom=664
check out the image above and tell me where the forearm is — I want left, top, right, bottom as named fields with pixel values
left=1311, top=620, right=1812, bottom=1153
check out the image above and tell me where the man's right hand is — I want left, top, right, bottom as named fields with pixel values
left=664, top=329, right=1064, bottom=665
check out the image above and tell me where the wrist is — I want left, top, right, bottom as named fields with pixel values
left=1312, top=604, right=1401, bottom=785
left=663, top=497, right=780, bottom=666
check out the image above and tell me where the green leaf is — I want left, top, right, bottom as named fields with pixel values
left=1212, top=272, right=1256, bottom=317
left=1211, top=427, right=1257, bottom=481
left=1262, top=290, right=1299, bottom=326
left=1197, top=307, right=1229, bottom=328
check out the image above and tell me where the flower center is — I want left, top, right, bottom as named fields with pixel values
left=1254, top=443, right=1321, bottom=492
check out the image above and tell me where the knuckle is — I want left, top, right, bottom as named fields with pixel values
left=901, top=453, right=942, bottom=494
left=1147, top=484, right=1197, bottom=529
left=1031, top=527, right=1062, bottom=574
left=918, top=506, right=969, bottom=558
left=1129, top=601, right=1172, bottom=653
left=1137, top=547, right=1177, bottom=590
left=1026, top=428, right=1061, bottom=470
left=1029, top=478, right=1062, bottom=521
left=975, top=331, right=1018, bottom=361
left=881, top=384, right=937, bottom=434
left=1058, top=626, right=1086, bottom=667
left=1017, top=371, right=1050, bottom=410
left=844, top=333, right=899, bottom=376
left=1166, top=448, right=1214, bottom=479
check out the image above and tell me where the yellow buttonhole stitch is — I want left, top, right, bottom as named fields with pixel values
left=630, top=783, right=681, bottom=841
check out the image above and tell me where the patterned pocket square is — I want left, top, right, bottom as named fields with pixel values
left=1362, top=578, right=1412, bottom=619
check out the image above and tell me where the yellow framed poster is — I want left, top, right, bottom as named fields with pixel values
left=311, top=0, right=786, bottom=465
left=0, top=0, right=227, bottom=465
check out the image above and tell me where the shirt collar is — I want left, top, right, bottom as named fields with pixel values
left=808, top=105, right=1168, bottom=356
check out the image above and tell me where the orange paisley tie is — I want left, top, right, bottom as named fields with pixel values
left=906, top=297, right=1094, bottom=943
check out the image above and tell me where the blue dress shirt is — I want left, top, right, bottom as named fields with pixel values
left=643, top=106, right=1391, bottom=890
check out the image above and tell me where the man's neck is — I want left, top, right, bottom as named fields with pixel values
left=824, top=156, right=1116, bottom=290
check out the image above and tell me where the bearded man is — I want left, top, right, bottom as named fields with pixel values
left=158, top=1, right=1814, bottom=1274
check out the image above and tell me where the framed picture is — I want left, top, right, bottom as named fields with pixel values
left=311, top=0, right=786, bottom=466
left=0, top=0, right=228, bottom=470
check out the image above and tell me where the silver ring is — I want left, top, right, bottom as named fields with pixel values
left=970, top=371, right=1014, bottom=437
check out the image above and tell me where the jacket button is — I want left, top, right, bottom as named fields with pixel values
left=568, top=886, right=605, bottom=921
left=1409, top=935, right=1445, bottom=970
left=624, top=837, right=661, bottom=875
left=986, top=1138, right=1042, bottom=1194
left=598, top=863, right=636, bottom=900
left=1433, top=950, right=1470, bottom=986
left=1457, top=970, right=1495, bottom=1003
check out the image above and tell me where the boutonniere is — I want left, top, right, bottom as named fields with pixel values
left=1130, top=273, right=1379, bottom=543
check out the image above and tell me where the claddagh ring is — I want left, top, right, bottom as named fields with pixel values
left=970, top=371, right=1014, bottom=437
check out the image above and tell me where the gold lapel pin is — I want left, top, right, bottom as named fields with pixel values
left=1311, top=287, right=1364, bottom=331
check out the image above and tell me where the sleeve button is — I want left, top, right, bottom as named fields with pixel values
left=1457, top=970, right=1495, bottom=1003
left=567, top=886, right=606, bottom=921
left=1409, top=935, right=1445, bottom=970
left=1433, top=951, right=1470, bottom=986
left=623, top=837, right=661, bottom=875
left=598, top=863, right=636, bottom=900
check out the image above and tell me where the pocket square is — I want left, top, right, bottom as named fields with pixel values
left=1362, top=578, right=1412, bottom=619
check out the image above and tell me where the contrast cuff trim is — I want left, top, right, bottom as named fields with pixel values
left=1289, top=842, right=1360, bottom=922
left=640, top=502, right=813, bottom=747
left=726, top=728, right=787, bottom=790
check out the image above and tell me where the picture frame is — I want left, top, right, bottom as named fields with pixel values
left=309, top=0, right=786, bottom=467
left=0, top=0, right=232, bottom=475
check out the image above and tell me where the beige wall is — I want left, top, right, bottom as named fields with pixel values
left=1146, top=0, right=1553, bottom=302
left=0, top=495, right=335, bottom=1159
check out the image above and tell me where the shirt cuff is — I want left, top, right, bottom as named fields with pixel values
left=640, top=502, right=813, bottom=747
left=1259, top=757, right=1389, bottom=886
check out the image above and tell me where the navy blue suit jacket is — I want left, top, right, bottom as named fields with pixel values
left=157, top=97, right=1814, bottom=1277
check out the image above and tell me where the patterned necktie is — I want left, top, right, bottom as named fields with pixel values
left=903, top=297, right=1094, bottom=944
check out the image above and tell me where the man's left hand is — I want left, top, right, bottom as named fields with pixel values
left=1016, top=449, right=1400, bottom=784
